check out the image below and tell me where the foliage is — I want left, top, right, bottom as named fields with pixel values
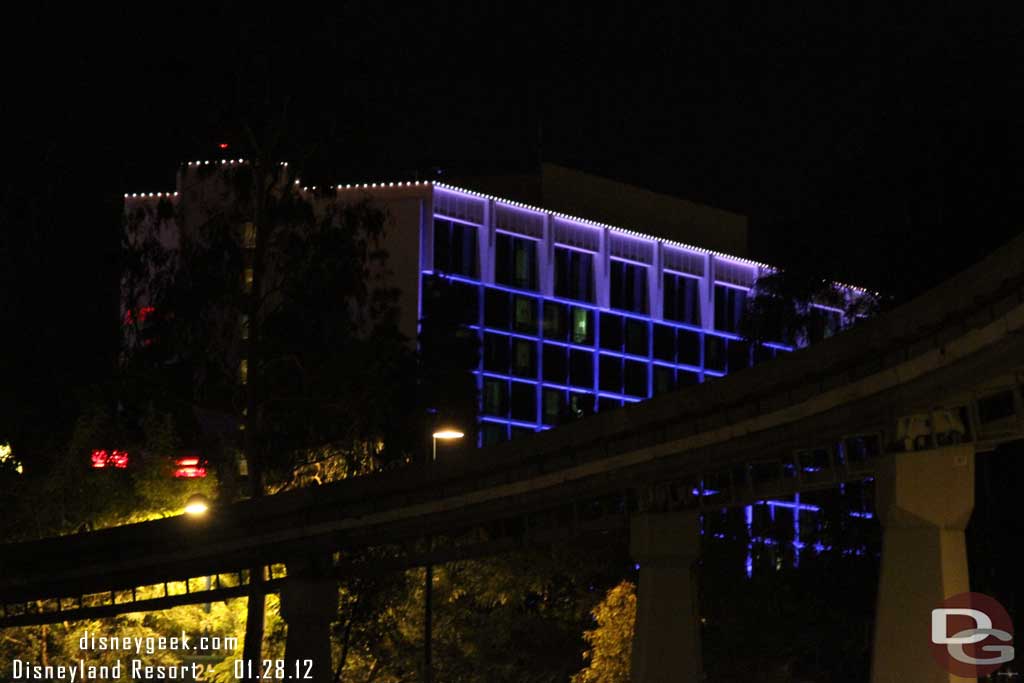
left=571, top=581, right=635, bottom=683
left=121, top=163, right=418, bottom=494
left=741, top=268, right=878, bottom=347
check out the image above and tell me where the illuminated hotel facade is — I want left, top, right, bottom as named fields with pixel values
left=124, top=161, right=869, bottom=574
left=354, top=179, right=799, bottom=447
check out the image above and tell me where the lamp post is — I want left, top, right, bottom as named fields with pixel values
left=431, top=428, right=464, bottom=462
left=425, top=428, right=462, bottom=683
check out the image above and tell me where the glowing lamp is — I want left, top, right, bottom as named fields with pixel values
left=431, top=428, right=464, bottom=462
left=218, top=143, right=229, bottom=150
left=184, top=493, right=211, bottom=517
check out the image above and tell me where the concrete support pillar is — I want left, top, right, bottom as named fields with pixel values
left=281, top=556, right=338, bottom=683
left=871, top=445, right=975, bottom=683
left=630, top=510, right=702, bottom=683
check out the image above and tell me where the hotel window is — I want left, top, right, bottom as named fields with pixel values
left=600, top=312, right=624, bottom=351
left=554, top=247, right=595, bottom=302
left=434, top=218, right=478, bottom=277
left=543, top=303, right=593, bottom=345
left=511, top=339, right=537, bottom=378
left=483, top=333, right=511, bottom=373
left=495, top=233, right=537, bottom=290
left=663, top=273, right=701, bottom=326
left=654, top=324, right=675, bottom=362
left=610, top=260, right=648, bottom=314
left=481, top=422, right=507, bottom=446
left=653, top=366, right=675, bottom=395
left=624, top=318, right=648, bottom=357
left=510, top=382, right=536, bottom=422
left=714, top=284, right=748, bottom=334
left=624, top=360, right=648, bottom=397
left=599, top=355, right=623, bottom=393
left=677, top=329, right=702, bottom=367
left=543, top=344, right=568, bottom=384
left=704, top=335, right=727, bottom=372
left=483, top=378, right=509, bottom=417
left=543, top=388, right=565, bottom=425
left=513, top=295, right=537, bottom=334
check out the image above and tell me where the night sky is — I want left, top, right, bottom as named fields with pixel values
left=4, top=2, right=1024, bottom=456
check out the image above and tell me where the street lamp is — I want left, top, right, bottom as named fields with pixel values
left=431, top=428, right=464, bottom=462
left=184, top=493, right=211, bottom=517
left=425, top=427, right=462, bottom=683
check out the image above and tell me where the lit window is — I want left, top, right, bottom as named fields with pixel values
left=572, top=308, right=592, bottom=345
left=610, top=260, right=648, bottom=314
left=495, top=233, right=537, bottom=290
left=239, top=359, right=248, bottom=385
left=244, top=268, right=254, bottom=293
left=554, top=247, right=594, bottom=302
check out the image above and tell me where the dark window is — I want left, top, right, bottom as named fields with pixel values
left=483, top=379, right=508, bottom=417
left=624, top=360, right=648, bottom=397
left=543, top=344, right=568, bottom=384
left=663, top=273, right=701, bottom=325
left=598, top=396, right=622, bottom=412
left=510, top=382, right=536, bottom=422
left=678, top=369, right=700, bottom=386
left=543, top=302, right=568, bottom=341
left=482, top=422, right=507, bottom=446
left=511, top=339, right=537, bottom=378
left=653, top=366, right=675, bottom=394
left=483, top=333, right=510, bottom=373
left=654, top=324, right=675, bottom=362
left=496, top=233, right=537, bottom=290
left=433, top=218, right=477, bottom=277
left=624, top=318, right=648, bottom=357
left=512, top=295, right=537, bottom=334
left=599, top=355, right=623, bottom=393
left=600, top=313, right=623, bottom=351
left=554, top=247, right=595, bottom=302
left=569, top=393, right=593, bottom=418
left=569, top=349, right=594, bottom=389
left=610, top=260, right=648, bottom=313
left=677, top=329, right=702, bottom=367
left=451, top=281, right=480, bottom=326
left=714, top=284, right=747, bottom=333
left=543, top=388, right=565, bottom=425
left=484, top=288, right=511, bottom=329
left=705, top=335, right=727, bottom=372
left=727, top=339, right=750, bottom=372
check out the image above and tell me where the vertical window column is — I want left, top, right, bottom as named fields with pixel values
left=479, top=199, right=495, bottom=284
left=701, top=254, right=715, bottom=330
left=539, top=213, right=555, bottom=296
left=650, top=242, right=665, bottom=320
left=596, top=228, right=611, bottom=309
